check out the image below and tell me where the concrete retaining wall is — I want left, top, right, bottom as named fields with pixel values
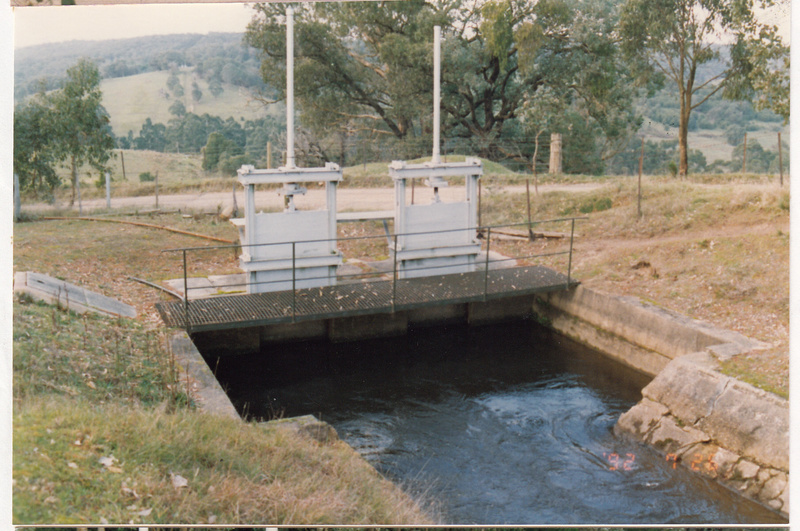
left=533, top=285, right=788, bottom=519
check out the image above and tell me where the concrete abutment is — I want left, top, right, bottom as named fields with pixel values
left=176, top=283, right=787, bottom=520
left=532, top=285, right=787, bottom=519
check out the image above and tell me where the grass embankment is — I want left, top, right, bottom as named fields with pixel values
left=12, top=217, right=434, bottom=526
left=481, top=174, right=790, bottom=397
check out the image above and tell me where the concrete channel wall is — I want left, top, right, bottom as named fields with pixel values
left=533, top=285, right=788, bottom=519
left=176, top=283, right=788, bottom=520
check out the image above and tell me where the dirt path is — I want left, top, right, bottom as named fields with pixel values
left=24, top=183, right=605, bottom=214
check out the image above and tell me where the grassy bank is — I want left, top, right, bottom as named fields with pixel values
left=481, top=176, right=789, bottom=397
left=12, top=218, right=434, bottom=526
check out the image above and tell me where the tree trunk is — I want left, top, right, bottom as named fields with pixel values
left=678, top=91, right=691, bottom=178
left=69, top=154, right=77, bottom=206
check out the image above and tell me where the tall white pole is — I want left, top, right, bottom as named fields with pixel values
left=286, top=6, right=295, bottom=168
left=432, top=25, right=441, bottom=164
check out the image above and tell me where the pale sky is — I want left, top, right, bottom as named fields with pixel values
left=13, top=3, right=256, bottom=49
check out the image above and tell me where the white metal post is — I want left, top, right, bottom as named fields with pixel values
left=286, top=6, right=295, bottom=169
left=105, top=171, right=111, bottom=209
left=432, top=26, right=441, bottom=165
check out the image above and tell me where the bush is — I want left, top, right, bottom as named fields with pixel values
left=139, top=172, right=155, bottom=182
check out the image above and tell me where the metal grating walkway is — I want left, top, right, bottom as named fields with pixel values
left=156, top=265, right=577, bottom=332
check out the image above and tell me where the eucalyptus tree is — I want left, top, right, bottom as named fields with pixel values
left=49, top=59, right=115, bottom=205
left=245, top=0, right=640, bottom=167
left=619, top=0, right=789, bottom=176
left=13, top=89, right=61, bottom=196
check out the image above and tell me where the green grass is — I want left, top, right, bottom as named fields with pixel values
left=13, top=297, right=186, bottom=407
left=13, top=214, right=433, bottom=525
left=101, top=70, right=281, bottom=137
left=14, top=396, right=432, bottom=525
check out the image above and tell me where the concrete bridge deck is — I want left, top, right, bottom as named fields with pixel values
left=156, top=265, right=577, bottom=333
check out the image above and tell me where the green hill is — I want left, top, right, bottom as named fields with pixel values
left=102, top=70, right=281, bottom=137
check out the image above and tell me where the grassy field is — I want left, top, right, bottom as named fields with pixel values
left=13, top=169, right=789, bottom=524
left=101, top=69, right=280, bottom=137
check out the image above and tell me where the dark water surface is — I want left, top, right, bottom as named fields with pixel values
left=206, top=320, right=785, bottom=525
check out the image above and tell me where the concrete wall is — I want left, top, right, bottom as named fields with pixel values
left=533, top=285, right=788, bottom=519
left=192, top=295, right=537, bottom=353
left=533, top=285, right=764, bottom=377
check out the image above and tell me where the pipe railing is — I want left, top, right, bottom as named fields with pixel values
left=162, top=217, right=585, bottom=330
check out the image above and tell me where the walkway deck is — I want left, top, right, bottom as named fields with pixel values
left=156, top=265, right=577, bottom=332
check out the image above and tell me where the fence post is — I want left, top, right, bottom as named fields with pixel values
left=526, top=179, right=534, bottom=240
left=478, top=180, right=482, bottom=228
left=14, top=173, right=20, bottom=222
left=182, top=249, right=190, bottom=332
left=119, top=150, right=127, bottom=180
left=155, top=171, right=159, bottom=209
left=778, top=132, right=784, bottom=187
left=232, top=182, right=238, bottom=217
left=267, top=141, right=272, bottom=169
left=567, top=218, right=575, bottom=288
left=638, top=137, right=644, bottom=218
left=105, top=171, right=111, bottom=209
left=742, top=132, right=748, bottom=176
left=392, top=234, right=398, bottom=312
left=549, top=133, right=562, bottom=174
left=483, top=227, right=492, bottom=300
left=292, top=242, right=296, bottom=322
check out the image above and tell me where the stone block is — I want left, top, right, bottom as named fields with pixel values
left=712, top=446, right=741, bottom=479
left=759, top=471, right=787, bottom=505
left=734, top=459, right=760, bottom=480
left=615, top=398, right=668, bottom=438
left=642, top=354, right=728, bottom=425
left=696, top=379, right=789, bottom=471
left=646, top=415, right=709, bottom=454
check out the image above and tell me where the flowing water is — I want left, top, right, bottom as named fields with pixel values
left=206, top=320, right=785, bottom=525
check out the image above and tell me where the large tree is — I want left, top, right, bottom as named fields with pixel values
left=245, top=0, right=640, bottom=165
left=619, top=0, right=789, bottom=176
left=13, top=89, right=62, bottom=196
left=50, top=58, right=116, bottom=205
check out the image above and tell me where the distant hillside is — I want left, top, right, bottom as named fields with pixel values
left=14, top=32, right=265, bottom=101
left=101, top=70, right=279, bottom=137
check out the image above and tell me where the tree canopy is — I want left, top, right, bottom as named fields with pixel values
left=619, top=0, right=789, bottom=176
left=245, top=0, right=641, bottom=167
left=14, top=58, right=115, bottom=200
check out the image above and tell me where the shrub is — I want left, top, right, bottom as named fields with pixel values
left=139, top=171, right=155, bottom=182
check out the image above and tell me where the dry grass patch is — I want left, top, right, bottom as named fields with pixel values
left=13, top=398, right=433, bottom=526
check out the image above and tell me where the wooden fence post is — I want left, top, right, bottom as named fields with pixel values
left=549, top=133, right=562, bottom=174
left=742, top=132, right=748, bottom=176
left=638, top=137, right=644, bottom=218
left=778, top=132, right=784, bottom=187
left=120, top=150, right=127, bottom=180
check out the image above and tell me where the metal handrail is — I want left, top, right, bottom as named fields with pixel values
left=165, top=217, right=585, bottom=331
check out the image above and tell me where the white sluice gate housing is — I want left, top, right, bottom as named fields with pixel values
left=389, top=25, right=483, bottom=279
left=232, top=6, right=343, bottom=294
